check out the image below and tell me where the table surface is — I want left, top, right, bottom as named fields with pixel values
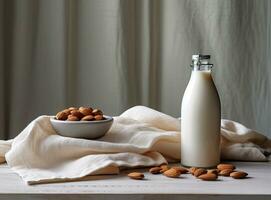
left=0, top=162, right=270, bottom=200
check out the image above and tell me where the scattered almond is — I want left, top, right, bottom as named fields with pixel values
left=189, top=167, right=198, bottom=175
left=128, top=172, right=144, bottom=180
left=163, top=168, right=181, bottom=178
left=230, top=171, right=248, bottom=179
left=219, top=169, right=233, bottom=176
left=198, top=173, right=218, bottom=181
left=207, top=169, right=219, bottom=175
left=194, top=168, right=207, bottom=177
left=149, top=167, right=161, bottom=174
left=217, top=163, right=235, bottom=171
left=160, top=165, right=170, bottom=173
left=129, top=164, right=248, bottom=181
left=172, top=166, right=189, bottom=174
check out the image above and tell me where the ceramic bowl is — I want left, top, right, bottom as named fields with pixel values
left=50, top=115, right=113, bottom=139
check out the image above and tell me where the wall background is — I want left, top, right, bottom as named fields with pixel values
left=0, top=0, right=270, bottom=139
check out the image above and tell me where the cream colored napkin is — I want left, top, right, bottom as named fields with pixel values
left=0, top=106, right=270, bottom=184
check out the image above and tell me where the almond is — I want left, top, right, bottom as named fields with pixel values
left=128, top=172, right=144, bottom=180
left=230, top=171, right=248, bottom=179
left=198, top=173, right=218, bottom=181
left=194, top=168, right=207, bottom=177
left=68, top=107, right=77, bottom=111
left=207, top=169, right=219, bottom=175
left=172, top=166, right=189, bottom=174
left=56, top=111, right=68, bottom=120
left=149, top=167, right=161, bottom=174
left=67, top=115, right=79, bottom=121
left=163, top=168, right=181, bottom=178
left=70, top=110, right=84, bottom=119
left=79, top=107, right=93, bottom=116
left=219, top=169, right=233, bottom=176
left=92, top=109, right=103, bottom=116
left=81, top=115, right=94, bottom=121
left=55, top=106, right=106, bottom=121
left=217, top=163, right=235, bottom=171
left=94, top=114, right=104, bottom=120
left=160, top=165, right=170, bottom=173
left=62, top=109, right=71, bottom=115
left=189, top=167, right=198, bottom=175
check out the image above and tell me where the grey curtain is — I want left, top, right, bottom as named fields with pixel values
left=0, top=0, right=270, bottom=139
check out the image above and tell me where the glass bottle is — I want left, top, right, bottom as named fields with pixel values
left=181, top=54, right=221, bottom=168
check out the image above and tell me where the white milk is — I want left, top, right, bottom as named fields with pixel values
left=181, top=55, right=221, bottom=168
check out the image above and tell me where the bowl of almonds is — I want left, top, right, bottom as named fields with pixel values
left=50, top=106, right=113, bottom=139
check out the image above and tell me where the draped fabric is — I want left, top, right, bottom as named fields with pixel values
left=0, top=0, right=270, bottom=139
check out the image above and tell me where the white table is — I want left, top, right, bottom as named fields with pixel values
left=0, top=162, right=270, bottom=200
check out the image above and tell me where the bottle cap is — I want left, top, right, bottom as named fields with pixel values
left=191, top=54, right=211, bottom=66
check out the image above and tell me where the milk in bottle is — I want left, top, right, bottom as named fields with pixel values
left=181, top=54, right=221, bottom=168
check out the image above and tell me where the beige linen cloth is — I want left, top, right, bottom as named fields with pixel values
left=0, top=106, right=270, bottom=185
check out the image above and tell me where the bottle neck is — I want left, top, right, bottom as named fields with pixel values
left=190, top=55, right=213, bottom=72
left=191, top=64, right=213, bottom=72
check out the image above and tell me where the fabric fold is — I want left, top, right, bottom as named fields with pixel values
left=0, top=106, right=270, bottom=184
